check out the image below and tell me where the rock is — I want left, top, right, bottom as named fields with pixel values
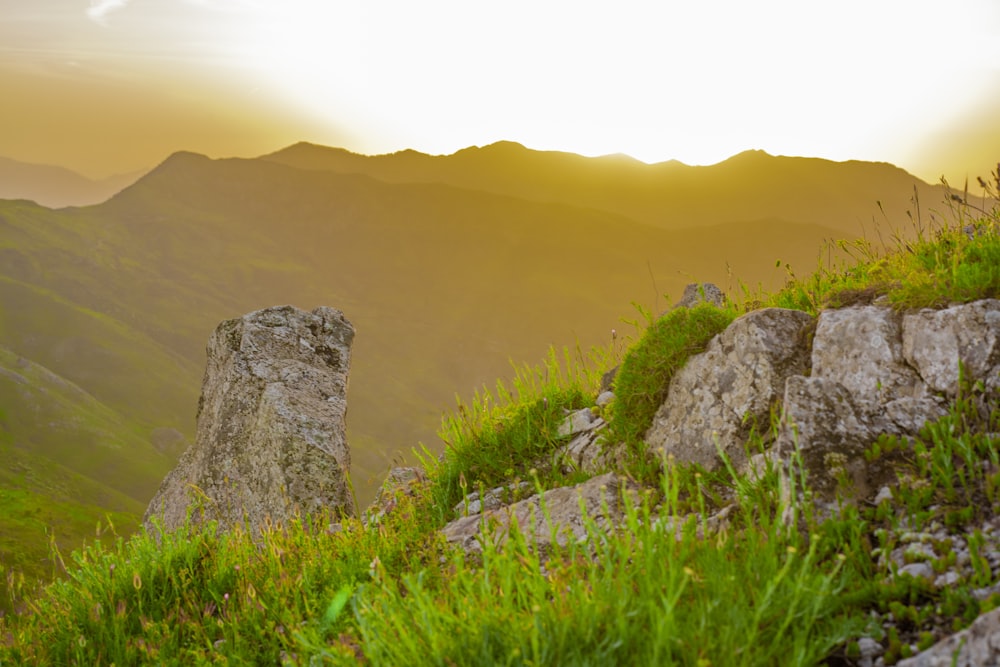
left=552, top=423, right=624, bottom=475
left=143, top=305, right=355, bottom=536
left=453, top=482, right=533, bottom=516
left=874, top=486, right=894, bottom=505
left=441, top=473, right=638, bottom=554
left=857, top=636, right=884, bottom=667
left=896, top=607, right=1000, bottom=667
left=778, top=376, right=886, bottom=499
left=776, top=305, right=958, bottom=501
left=557, top=408, right=597, bottom=437
left=595, top=391, right=615, bottom=407
left=902, top=299, right=1000, bottom=394
left=812, top=306, right=926, bottom=403
left=898, top=562, right=935, bottom=581
left=673, top=283, right=726, bottom=309
left=599, top=367, right=618, bottom=393
left=644, top=308, right=813, bottom=471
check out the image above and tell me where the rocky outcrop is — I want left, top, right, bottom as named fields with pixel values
left=143, top=305, right=355, bottom=536
left=644, top=308, right=813, bottom=471
left=672, top=282, right=727, bottom=310
left=902, top=299, right=1000, bottom=394
left=442, top=473, right=638, bottom=554
left=896, top=606, right=1000, bottom=667
left=776, top=301, right=1000, bottom=500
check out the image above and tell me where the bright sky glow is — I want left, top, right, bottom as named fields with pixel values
left=1, top=0, right=998, bottom=181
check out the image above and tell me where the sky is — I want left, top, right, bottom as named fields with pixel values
left=1, top=0, right=998, bottom=185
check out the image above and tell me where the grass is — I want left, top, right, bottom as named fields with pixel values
left=1, top=197, right=999, bottom=664
left=607, top=303, right=736, bottom=458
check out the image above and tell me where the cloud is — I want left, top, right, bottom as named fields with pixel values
left=86, top=0, right=131, bottom=26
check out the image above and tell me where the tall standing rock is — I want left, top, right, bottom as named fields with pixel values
left=143, top=305, right=355, bottom=535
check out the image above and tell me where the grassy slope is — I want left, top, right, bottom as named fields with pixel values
left=0, top=349, right=148, bottom=612
left=1, top=204, right=997, bottom=664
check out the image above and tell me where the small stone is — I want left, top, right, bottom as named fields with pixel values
left=858, top=635, right=884, bottom=667
left=904, top=542, right=937, bottom=562
left=899, top=562, right=934, bottom=581
left=558, top=409, right=597, bottom=437
left=874, top=486, right=893, bottom=505
left=934, top=571, right=961, bottom=589
left=596, top=391, right=615, bottom=407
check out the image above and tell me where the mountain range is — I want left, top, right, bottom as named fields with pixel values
left=0, top=142, right=954, bottom=587
left=0, top=157, right=145, bottom=208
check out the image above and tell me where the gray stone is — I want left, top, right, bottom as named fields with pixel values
left=552, top=423, right=624, bottom=475
left=902, top=299, right=1000, bottom=395
left=858, top=636, right=884, bottom=667
left=874, top=486, right=894, bottom=505
left=441, top=473, right=638, bottom=554
left=896, top=607, right=1000, bottom=667
left=934, top=571, right=961, bottom=589
left=673, top=282, right=726, bottom=309
left=884, top=397, right=948, bottom=432
left=454, top=482, right=533, bottom=516
left=558, top=408, right=597, bottom=437
left=812, top=306, right=926, bottom=403
left=143, top=305, right=355, bottom=536
left=777, top=376, right=888, bottom=499
left=898, top=562, right=935, bottom=581
left=645, top=308, right=813, bottom=471
left=596, top=391, right=615, bottom=407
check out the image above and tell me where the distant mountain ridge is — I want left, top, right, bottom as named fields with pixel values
left=0, top=141, right=959, bottom=593
left=262, top=141, right=946, bottom=238
left=0, top=156, right=145, bottom=207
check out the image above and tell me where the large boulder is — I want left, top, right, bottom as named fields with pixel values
left=775, top=303, right=1000, bottom=500
left=644, top=308, right=813, bottom=471
left=143, top=305, right=355, bottom=536
left=902, top=299, right=1000, bottom=394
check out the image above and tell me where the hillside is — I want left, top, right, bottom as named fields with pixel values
left=0, top=144, right=960, bottom=592
left=1, top=205, right=997, bottom=665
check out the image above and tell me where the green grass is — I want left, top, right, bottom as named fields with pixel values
left=2, top=204, right=999, bottom=664
left=607, top=303, right=736, bottom=457
left=427, top=347, right=609, bottom=524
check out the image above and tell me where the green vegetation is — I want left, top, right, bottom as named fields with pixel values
left=2, top=196, right=999, bottom=663
left=608, top=303, right=736, bottom=450
left=429, top=348, right=599, bottom=522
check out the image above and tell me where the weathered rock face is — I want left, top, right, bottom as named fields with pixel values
left=902, top=299, right=1000, bottom=395
left=143, top=305, right=355, bottom=536
left=442, top=473, right=638, bottom=555
left=673, top=282, right=726, bottom=310
left=644, top=308, right=813, bottom=471
left=896, top=606, right=1000, bottom=667
left=776, top=301, right=1000, bottom=500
